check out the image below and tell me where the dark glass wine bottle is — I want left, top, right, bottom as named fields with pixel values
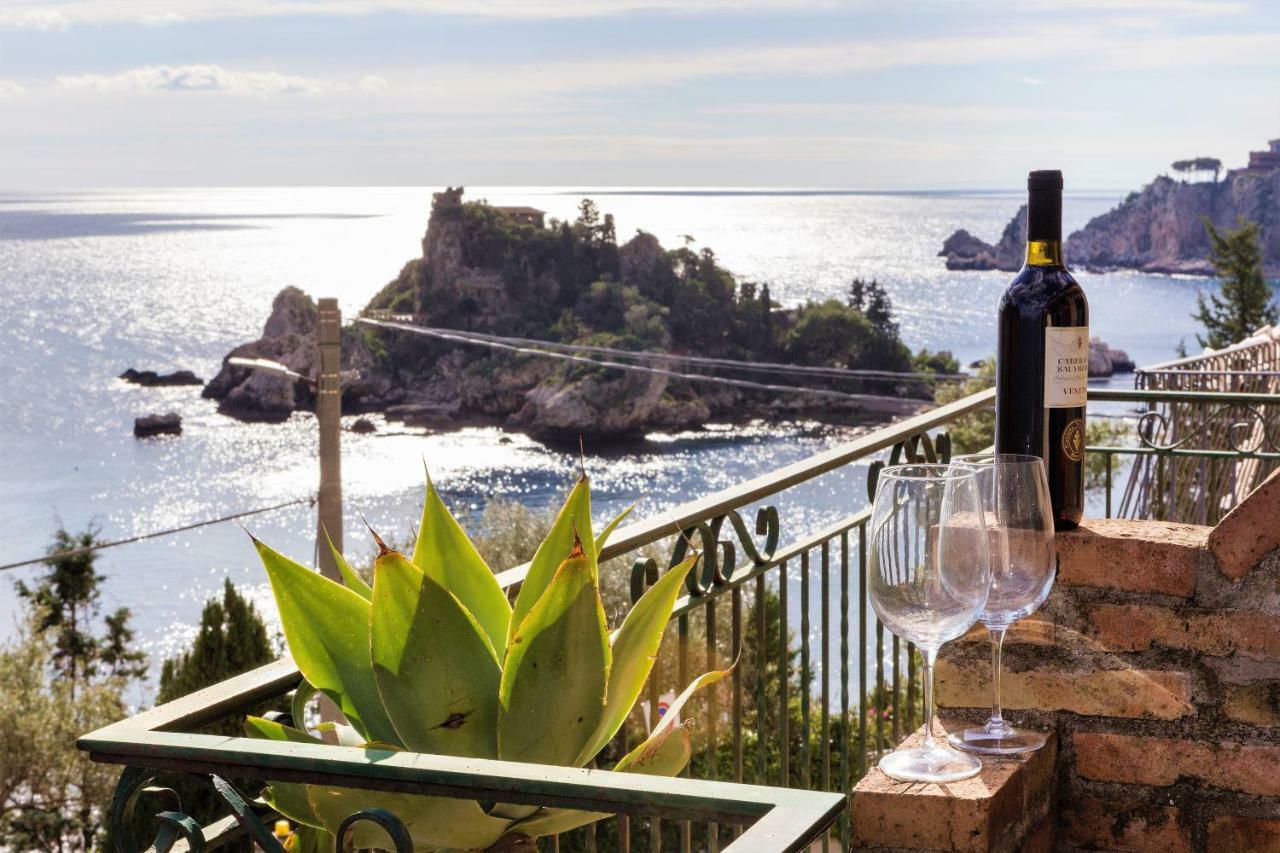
left=996, top=170, right=1088, bottom=530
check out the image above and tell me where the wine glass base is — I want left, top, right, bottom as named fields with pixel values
left=878, top=746, right=983, bottom=783
left=948, top=725, right=1047, bottom=755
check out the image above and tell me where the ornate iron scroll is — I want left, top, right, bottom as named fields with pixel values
left=109, top=764, right=412, bottom=853
left=629, top=506, right=779, bottom=603
left=1136, top=404, right=1279, bottom=454
left=866, top=431, right=953, bottom=501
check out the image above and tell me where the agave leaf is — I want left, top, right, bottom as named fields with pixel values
left=371, top=549, right=501, bottom=758
left=290, top=678, right=319, bottom=736
left=243, top=716, right=325, bottom=829
left=509, top=476, right=594, bottom=643
left=412, top=474, right=512, bottom=657
left=307, top=786, right=512, bottom=851
left=507, top=719, right=695, bottom=841
left=576, top=553, right=699, bottom=765
left=289, top=825, right=332, bottom=853
left=254, top=539, right=398, bottom=745
left=611, top=664, right=734, bottom=776
left=594, top=499, right=638, bottom=555
left=498, top=539, right=609, bottom=766
left=325, top=527, right=372, bottom=601
left=612, top=721, right=692, bottom=775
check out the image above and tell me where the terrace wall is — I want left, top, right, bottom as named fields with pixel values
left=854, top=469, right=1280, bottom=852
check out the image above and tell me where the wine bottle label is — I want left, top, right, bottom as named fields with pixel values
left=1043, top=326, right=1089, bottom=408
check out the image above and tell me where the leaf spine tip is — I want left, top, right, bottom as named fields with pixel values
left=360, top=513, right=391, bottom=556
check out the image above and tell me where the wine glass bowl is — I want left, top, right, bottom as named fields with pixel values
left=946, top=453, right=1056, bottom=756
left=868, top=464, right=992, bottom=783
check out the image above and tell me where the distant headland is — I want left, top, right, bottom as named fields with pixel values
left=939, top=138, right=1280, bottom=276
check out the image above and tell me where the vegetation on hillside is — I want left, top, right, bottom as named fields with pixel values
left=3, top=527, right=146, bottom=852
left=371, top=196, right=939, bottom=393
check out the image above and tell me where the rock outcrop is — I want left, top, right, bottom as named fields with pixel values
left=120, top=368, right=204, bottom=387
left=203, top=287, right=374, bottom=421
left=939, top=206, right=1027, bottom=271
left=134, top=412, right=182, bottom=437
left=1088, top=338, right=1135, bottom=377
left=211, top=189, right=931, bottom=441
left=940, top=167, right=1280, bottom=276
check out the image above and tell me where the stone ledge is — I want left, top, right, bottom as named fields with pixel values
left=1208, top=468, right=1280, bottom=581
left=850, top=718, right=1056, bottom=852
left=1056, top=519, right=1208, bottom=598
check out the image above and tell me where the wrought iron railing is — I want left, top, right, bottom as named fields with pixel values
left=1111, top=326, right=1280, bottom=524
left=81, top=383, right=1278, bottom=852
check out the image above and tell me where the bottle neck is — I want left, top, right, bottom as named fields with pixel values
left=1025, top=187, right=1063, bottom=268
left=1026, top=240, right=1062, bottom=266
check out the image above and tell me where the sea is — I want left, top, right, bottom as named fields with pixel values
left=0, top=186, right=1217, bottom=698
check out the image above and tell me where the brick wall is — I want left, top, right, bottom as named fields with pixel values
left=936, top=470, right=1280, bottom=852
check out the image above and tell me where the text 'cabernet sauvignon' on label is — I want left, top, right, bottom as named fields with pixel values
left=1043, top=326, right=1089, bottom=408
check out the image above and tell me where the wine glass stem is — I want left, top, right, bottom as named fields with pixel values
left=988, top=625, right=1007, bottom=728
left=921, top=646, right=938, bottom=751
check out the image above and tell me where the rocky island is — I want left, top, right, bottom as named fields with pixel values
left=940, top=139, right=1280, bottom=275
left=206, top=189, right=944, bottom=442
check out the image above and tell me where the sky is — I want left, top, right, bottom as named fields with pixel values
left=0, top=0, right=1277, bottom=189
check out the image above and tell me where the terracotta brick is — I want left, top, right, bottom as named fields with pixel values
left=1207, top=815, right=1280, bottom=853
left=955, top=615, right=1056, bottom=646
left=1223, top=682, right=1280, bottom=727
left=1087, top=603, right=1280, bottom=660
left=851, top=719, right=1056, bottom=852
left=1209, top=468, right=1280, bottom=581
left=1057, top=519, right=1207, bottom=598
left=936, top=657, right=1194, bottom=720
left=1020, top=812, right=1055, bottom=853
left=1061, top=796, right=1190, bottom=853
left=1073, top=731, right=1280, bottom=796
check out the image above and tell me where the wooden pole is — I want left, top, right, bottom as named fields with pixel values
left=316, top=297, right=343, bottom=582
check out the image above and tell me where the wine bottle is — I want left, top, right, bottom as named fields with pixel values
left=996, top=170, right=1088, bottom=530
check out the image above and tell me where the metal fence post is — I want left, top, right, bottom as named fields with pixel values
left=316, top=297, right=343, bottom=582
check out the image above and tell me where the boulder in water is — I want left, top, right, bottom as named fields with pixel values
left=134, top=412, right=182, bottom=437
left=120, top=368, right=204, bottom=387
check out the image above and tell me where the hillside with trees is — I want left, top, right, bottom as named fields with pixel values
left=208, top=188, right=949, bottom=441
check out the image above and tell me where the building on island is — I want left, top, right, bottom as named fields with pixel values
left=494, top=206, right=546, bottom=228
left=1228, top=138, right=1280, bottom=177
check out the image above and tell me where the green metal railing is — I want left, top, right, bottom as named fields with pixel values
left=81, top=383, right=1277, bottom=852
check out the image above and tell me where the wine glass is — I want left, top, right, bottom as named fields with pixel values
left=946, top=453, right=1056, bottom=755
left=868, top=463, right=992, bottom=783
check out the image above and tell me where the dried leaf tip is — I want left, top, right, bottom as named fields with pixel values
left=360, top=513, right=391, bottom=556
left=576, top=435, right=587, bottom=481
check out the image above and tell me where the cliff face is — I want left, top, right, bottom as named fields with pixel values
left=1066, top=172, right=1280, bottom=275
left=940, top=169, right=1280, bottom=275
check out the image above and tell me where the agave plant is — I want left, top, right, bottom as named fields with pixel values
left=245, top=473, right=725, bottom=851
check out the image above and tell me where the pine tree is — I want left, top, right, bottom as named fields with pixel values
left=145, top=580, right=276, bottom=836
left=157, top=579, right=273, bottom=716
left=1193, top=217, right=1277, bottom=349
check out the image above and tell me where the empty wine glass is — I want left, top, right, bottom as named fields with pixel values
left=868, top=464, right=992, bottom=783
left=946, top=453, right=1056, bottom=755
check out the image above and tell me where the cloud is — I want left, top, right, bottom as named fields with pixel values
left=359, top=75, right=389, bottom=93
left=7, top=8, right=70, bottom=29
left=0, top=80, right=26, bottom=98
left=0, top=0, right=837, bottom=28
left=55, top=64, right=326, bottom=95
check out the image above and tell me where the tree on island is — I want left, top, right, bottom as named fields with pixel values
left=1171, top=157, right=1223, bottom=183
left=1193, top=217, right=1277, bottom=349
